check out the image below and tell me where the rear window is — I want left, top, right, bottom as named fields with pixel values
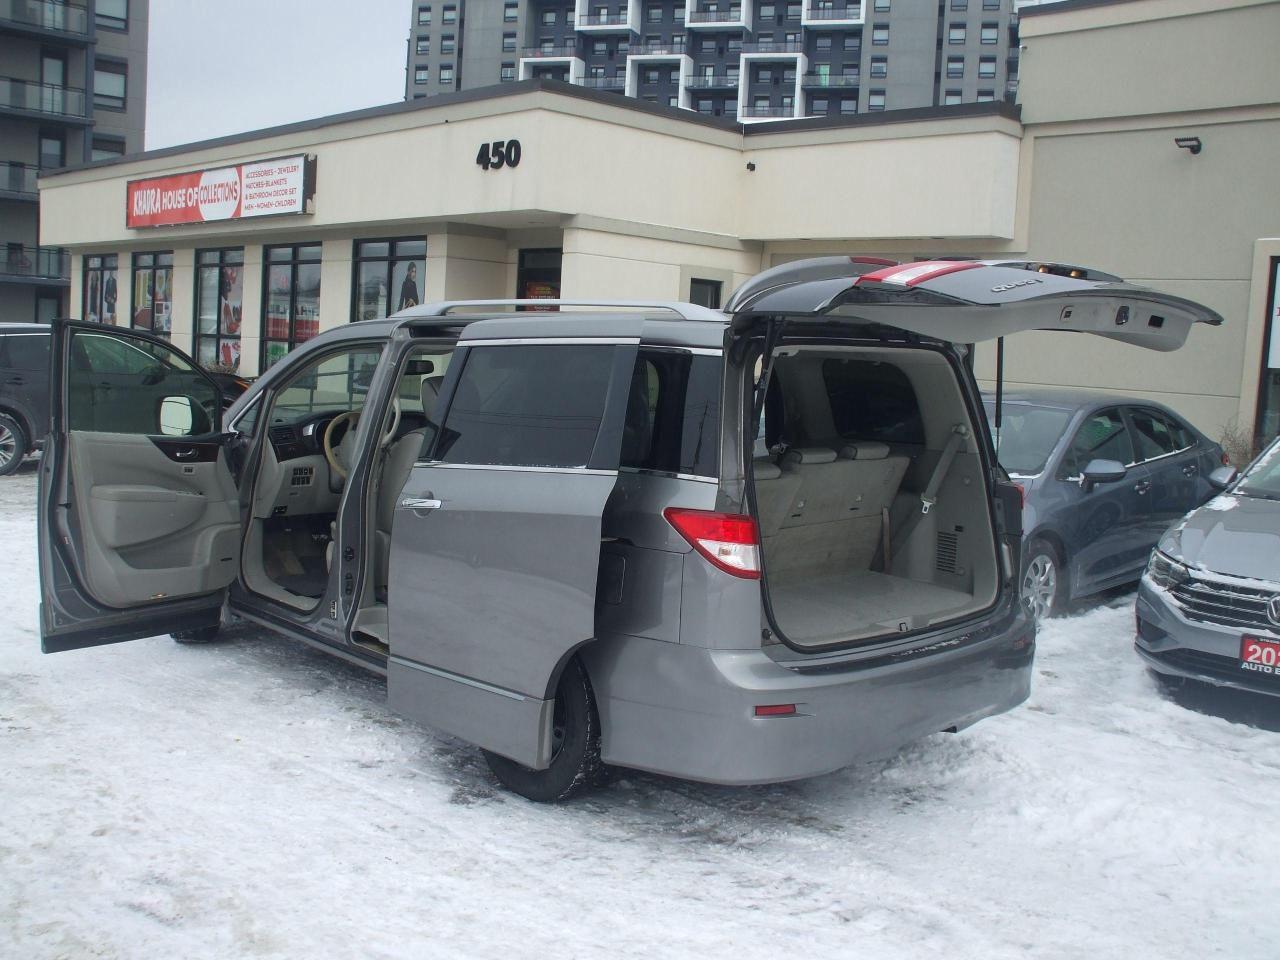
left=620, top=349, right=720, bottom=478
left=820, top=358, right=924, bottom=446
left=436, top=344, right=615, bottom=468
left=1, top=334, right=49, bottom=372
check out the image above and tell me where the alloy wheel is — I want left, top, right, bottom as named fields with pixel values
left=1022, top=553, right=1058, bottom=621
left=0, top=422, right=14, bottom=470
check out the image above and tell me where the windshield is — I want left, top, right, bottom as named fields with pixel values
left=1237, top=439, right=1280, bottom=500
left=984, top=401, right=1073, bottom=476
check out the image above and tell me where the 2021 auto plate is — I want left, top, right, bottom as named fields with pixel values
left=1240, top=636, right=1280, bottom=678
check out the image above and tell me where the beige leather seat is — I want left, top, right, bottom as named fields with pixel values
left=753, top=457, right=801, bottom=538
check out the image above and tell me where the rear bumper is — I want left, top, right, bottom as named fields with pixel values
left=583, top=602, right=1034, bottom=786
left=1136, top=577, right=1280, bottom=698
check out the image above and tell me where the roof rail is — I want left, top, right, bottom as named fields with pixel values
left=400, top=299, right=727, bottom=323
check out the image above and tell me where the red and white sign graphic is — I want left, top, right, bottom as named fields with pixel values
left=126, top=155, right=312, bottom=228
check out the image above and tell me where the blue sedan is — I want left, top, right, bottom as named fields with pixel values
left=984, top=389, right=1227, bottom=619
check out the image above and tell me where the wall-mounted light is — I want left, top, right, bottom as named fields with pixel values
left=746, top=161, right=756, bottom=171
left=1174, top=136, right=1203, bottom=156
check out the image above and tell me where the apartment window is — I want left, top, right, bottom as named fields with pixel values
left=504, top=3, right=518, bottom=21
left=782, top=67, right=796, bottom=83
left=542, top=8, right=556, bottom=24
left=262, top=244, right=322, bottom=371
left=841, top=64, right=858, bottom=79
left=417, top=5, right=431, bottom=25
left=442, top=4, right=456, bottom=23
left=839, top=98, right=856, bottom=113
left=983, top=0, right=1001, bottom=8
left=753, top=96, right=770, bottom=110
left=843, top=34, right=858, bottom=51
left=979, top=55, right=996, bottom=78
left=414, top=66, right=429, bottom=84
left=589, top=65, right=605, bottom=80
left=39, top=130, right=64, bottom=169
left=697, top=98, right=713, bottom=114
left=593, top=39, right=607, bottom=54
left=981, top=22, right=998, bottom=43
left=668, top=95, right=679, bottom=106
left=502, top=32, right=517, bottom=51
left=869, top=56, right=886, bottom=78
left=500, top=63, right=516, bottom=81
left=949, top=23, right=966, bottom=43
left=416, top=38, right=430, bottom=54
left=946, top=56, right=964, bottom=78
left=541, top=38, right=556, bottom=52
left=760, top=3, right=776, bottom=17
left=727, top=37, right=743, bottom=53
left=871, top=24, right=888, bottom=44
left=944, top=89, right=962, bottom=105
left=785, top=2, right=802, bottom=17
left=193, top=249, right=244, bottom=371
left=950, top=0, right=967, bottom=8
left=868, top=89, right=885, bottom=111
left=82, top=254, right=119, bottom=326
left=873, top=0, right=889, bottom=9
left=91, top=136, right=125, bottom=161
left=130, top=252, right=173, bottom=339
left=643, top=67, right=660, bottom=84
left=440, top=64, right=454, bottom=84
left=781, top=95, right=793, bottom=109
left=811, top=97, right=828, bottom=114
left=757, top=67, right=772, bottom=82
left=647, top=5, right=663, bottom=21
left=95, top=0, right=127, bottom=29
left=352, top=238, right=427, bottom=323
left=976, top=89, right=995, bottom=101
left=441, top=34, right=455, bottom=53
left=689, top=279, right=723, bottom=309
left=617, top=38, right=630, bottom=54
left=726, top=98, right=738, bottom=114
left=700, top=37, right=716, bottom=53
left=93, top=61, right=127, bottom=110
left=815, top=35, right=832, bottom=52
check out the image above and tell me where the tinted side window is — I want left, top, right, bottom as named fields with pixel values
left=1129, top=408, right=1189, bottom=461
left=620, top=350, right=721, bottom=477
left=1059, top=408, right=1133, bottom=477
left=820, top=358, right=924, bottom=445
left=436, top=344, right=615, bottom=468
left=68, top=329, right=218, bottom=436
left=4, top=334, right=49, bottom=372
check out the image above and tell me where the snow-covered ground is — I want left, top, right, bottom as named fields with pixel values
left=2, top=464, right=1278, bottom=960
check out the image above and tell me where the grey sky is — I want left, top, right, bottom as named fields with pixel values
left=146, top=0, right=408, bottom=150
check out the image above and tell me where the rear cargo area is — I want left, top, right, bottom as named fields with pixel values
left=752, top=345, right=999, bottom=646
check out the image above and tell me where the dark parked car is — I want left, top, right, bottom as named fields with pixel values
left=0, top=324, right=51, bottom=475
left=1138, top=437, right=1280, bottom=696
left=985, top=389, right=1226, bottom=619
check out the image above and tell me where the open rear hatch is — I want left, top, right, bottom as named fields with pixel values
left=727, top=257, right=1223, bottom=651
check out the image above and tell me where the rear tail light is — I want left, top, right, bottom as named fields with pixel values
left=663, top=507, right=761, bottom=580
left=1013, top=482, right=1025, bottom=509
left=1222, top=451, right=1232, bottom=466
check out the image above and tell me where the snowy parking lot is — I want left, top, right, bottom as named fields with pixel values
left=2, top=463, right=1278, bottom=960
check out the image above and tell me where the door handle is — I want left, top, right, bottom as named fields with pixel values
left=173, top=448, right=199, bottom=459
left=5, top=376, right=23, bottom=385
left=1134, top=480, right=1152, bottom=495
left=401, top=497, right=442, bottom=510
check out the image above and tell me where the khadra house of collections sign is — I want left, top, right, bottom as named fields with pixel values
left=125, top=154, right=317, bottom=228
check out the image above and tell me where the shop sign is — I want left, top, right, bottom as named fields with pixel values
left=126, top=154, right=316, bottom=228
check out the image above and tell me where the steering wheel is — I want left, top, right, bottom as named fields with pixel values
left=323, top=410, right=361, bottom=482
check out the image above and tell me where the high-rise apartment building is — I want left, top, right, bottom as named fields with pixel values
left=404, top=0, right=1020, bottom=121
left=1, top=0, right=148, bottom=323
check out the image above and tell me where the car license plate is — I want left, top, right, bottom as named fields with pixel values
left=1240, top=636, right=1280, bottom=677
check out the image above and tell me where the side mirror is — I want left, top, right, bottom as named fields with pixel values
left=158, top=395, right=212, bottom=436
left=1207, top=465, right=1238, bottom=491
left=1081, top=458, right=1127, bottom=491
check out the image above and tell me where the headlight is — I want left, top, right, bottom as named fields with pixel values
left=1146, top=551, right=1190, bottom=590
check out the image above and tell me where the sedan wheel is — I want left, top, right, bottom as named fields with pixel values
left=0, top=414, right=27, bottom=477
left=1022, top=543, right=1061, bottom=621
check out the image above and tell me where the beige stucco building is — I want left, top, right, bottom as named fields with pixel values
left=36, top=0, right=1280, bottom=444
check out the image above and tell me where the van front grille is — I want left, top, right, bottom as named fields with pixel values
left=936, top=531, right=958, bottom=575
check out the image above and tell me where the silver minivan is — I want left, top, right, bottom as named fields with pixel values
left=38, top=257, right=1220, bottom=800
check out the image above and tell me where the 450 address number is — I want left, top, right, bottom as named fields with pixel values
left=476, top=139, right=522, bottom=171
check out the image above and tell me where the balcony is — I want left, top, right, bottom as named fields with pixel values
left=574, top=3, right=638, bottom=33
left=739, top=104, right=797, bottom=119
left=582, top=75, right=626, bottom=90
left=685, top=3, right=751, bottom=30
left=801, top=72, right=859, bottom=88
left=802, top=3, right=863, bottom=25
left=0, top=244, right=70, bottom=284
left=518, top=55, right=587, bottom=84
left=0, top=161, right=39, bottom=201
left=0, top=0, right=90, bottom=42
left=522, top=43, right=581, bottom=59
left=740, top=39, right=803, bottom=54
left=634, top=37, right=686, bottom=54
left=685, top=74, right=738, bottom=89
left=0, top=77, right=87, bottom=120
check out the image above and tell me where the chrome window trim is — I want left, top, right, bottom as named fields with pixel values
left=639, top=345, right=723, bottom=357
left=618, top=466, right=718, bottom=484
left=414, top=461, right=619, bottom=476
left=463, top=337, right=641, bottom=347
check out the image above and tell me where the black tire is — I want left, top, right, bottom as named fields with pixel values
left=483, top=657, right=605, bottom=803
left=0, top=413, right=28, bottom=477
left=171, top=624, right=221, bottom=644
left=1021, top=538, right=1067, bottom=621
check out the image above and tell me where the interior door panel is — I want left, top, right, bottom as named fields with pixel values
left=68, top=431, right=240, bottom=607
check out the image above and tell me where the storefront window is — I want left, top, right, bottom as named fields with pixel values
left=352, top=238, right=427, bottom=322
left=195, top=247, right=244, bottom=372
left=83, top=254, right=119, bottom=325
left=131, top=251, right=173, bottom=339
left=262, top=243, right=322, bottom=371
left=1257, top=257, right=1280, bottom=444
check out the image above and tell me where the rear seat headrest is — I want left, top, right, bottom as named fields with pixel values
left=839, top=442, right=890, bottom=461
left=753, top=459, right=782, bottom=480
left=784, top=447, right=837, bottom=464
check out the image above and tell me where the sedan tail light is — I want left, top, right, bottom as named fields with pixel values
left=663, top=508, right=761, bottom=580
